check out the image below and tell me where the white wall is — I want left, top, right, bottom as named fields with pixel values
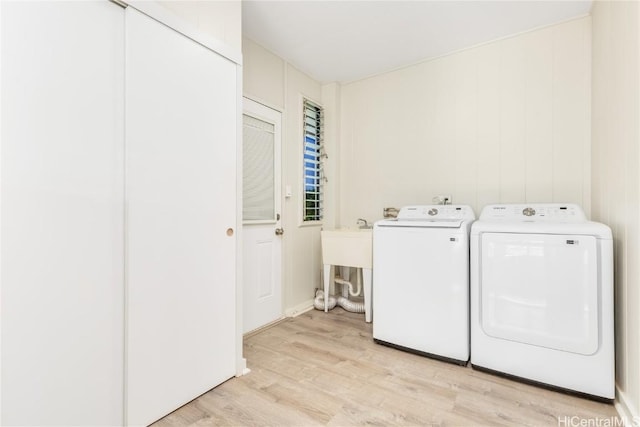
left=242, top=38, right=324, bottom=314
left=157, top=1, right=241, bottom=52
left=243, top=37, right=285, bottom=110
left=338, top=17, right=591, bottom=225
left=321, top=83, right=341, bottom=230
left=591, top=0, right=640, bottom=420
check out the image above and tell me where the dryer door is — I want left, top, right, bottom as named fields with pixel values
left=480, top=233, right=599, bottom=355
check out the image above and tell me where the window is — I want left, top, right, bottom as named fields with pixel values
left=242, top=113, right=275, bottom=222
left=302, top=98, right=324, bottom=222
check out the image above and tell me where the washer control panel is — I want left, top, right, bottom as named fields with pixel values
left=397, top=205, right=476, bottom=221
left=479, top=203, right=586, bottom=222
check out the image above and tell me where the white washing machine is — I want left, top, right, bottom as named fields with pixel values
left=373, top=205, right=475, bottom=364
left=470, top=204, right=614, bottom=400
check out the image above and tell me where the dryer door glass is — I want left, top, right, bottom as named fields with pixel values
left=480, top=233, right=599, bottom=355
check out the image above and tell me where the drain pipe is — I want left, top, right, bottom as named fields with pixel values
left=335, top=277, right=362, bottom=297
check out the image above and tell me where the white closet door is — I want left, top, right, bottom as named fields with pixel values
left=1, top=2, right=125, bottom=425
left=125, top=8, right=237, bottom=426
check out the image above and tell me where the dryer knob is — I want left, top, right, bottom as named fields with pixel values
left=523, top=207, right=536, bottom=217
left=428, top=208, right=438, bottom=216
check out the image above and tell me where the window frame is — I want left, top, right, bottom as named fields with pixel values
left=299, top=95, right=325, bottom=226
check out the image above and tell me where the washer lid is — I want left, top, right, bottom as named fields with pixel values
left=377, top=218, right=464, bottom=228
left=395, top=204, right=476, bottom=221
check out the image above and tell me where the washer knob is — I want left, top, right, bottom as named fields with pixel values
left=523, top=207, right=536, bottom=217
left=428, top=208, right=438, bottom=216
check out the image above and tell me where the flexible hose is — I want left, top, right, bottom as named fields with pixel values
left=314, top=289, right=337, bottom=310
left=313, top=289, right=365, bottom=313
left=337, top=295, right=365, bottom=313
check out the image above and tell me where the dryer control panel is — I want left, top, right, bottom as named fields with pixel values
left=397, top=205, right=475, bottom=221
left=479, top=203, right=587, bottom=222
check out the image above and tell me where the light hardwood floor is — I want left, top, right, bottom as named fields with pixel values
left=153, top=308, right=619, bottom=426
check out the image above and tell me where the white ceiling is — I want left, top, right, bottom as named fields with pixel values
left=242, top=0, right=592, bottom=84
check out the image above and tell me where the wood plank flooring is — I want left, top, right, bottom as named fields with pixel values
left=153, top=308, right=619, bottom=426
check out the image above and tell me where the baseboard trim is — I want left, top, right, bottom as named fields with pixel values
left=615, top=386, right=639, bottom=425
left=284, top=298, right=315, bottom=318
left=243, top=317, right=286, bottom=338
left=242, top=298, right=315, bottom=341
left=235, top=357, right=248, bottom=377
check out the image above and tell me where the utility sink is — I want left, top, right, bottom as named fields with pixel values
left=321, top=228, right=372, bottom=269
left=320, top=228, right=373, bottom=322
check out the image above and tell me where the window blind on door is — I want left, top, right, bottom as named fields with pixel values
left=243, top=114, right=275, bottom=221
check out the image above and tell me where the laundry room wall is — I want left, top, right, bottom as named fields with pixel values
left=242, top=37, right=325, bottom=316
left=320, top=82, right=341, bottom=231
left=591, top=0, right=640, bottom=421
left=337, top=17, right=591, bottom=225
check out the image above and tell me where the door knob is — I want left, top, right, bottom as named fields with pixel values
left=275, top=228, right=284, bottom=236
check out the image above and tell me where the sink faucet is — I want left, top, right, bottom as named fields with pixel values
left=357, top=218, right=369, bottom=228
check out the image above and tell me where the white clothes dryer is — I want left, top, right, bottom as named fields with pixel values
left=373, top=205, right=475, bottom=364
left=470, top=204, right=614, bottom=400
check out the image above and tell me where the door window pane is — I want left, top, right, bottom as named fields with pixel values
left=243, top=114, right=275, bottom=221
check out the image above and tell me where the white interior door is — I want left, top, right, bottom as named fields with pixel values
left=1, top=2, right=125, bottom=425
left=242, top=99, right=283, bottom=333
left=125, top=8, right=237, bottom=426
